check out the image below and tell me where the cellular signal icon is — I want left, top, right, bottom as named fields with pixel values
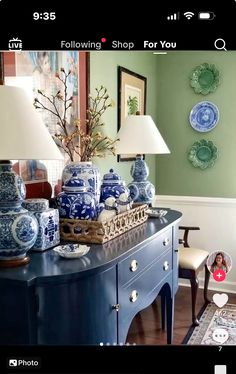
left=183, top=11, right=194, bottom=19
left=167, top=12, right=180, bottom=21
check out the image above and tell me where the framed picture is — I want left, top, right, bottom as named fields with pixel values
left=0, top=51, right=89, bottom=188
left=1, top=51, right=89, bottom=137
left=118, top=66, right=147, bottom=161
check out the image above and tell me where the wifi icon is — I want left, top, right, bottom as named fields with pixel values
left=184, top=11, right=194, bottom=19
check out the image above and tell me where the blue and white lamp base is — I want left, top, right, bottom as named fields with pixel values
left=128, top=180, right=155, bottom=204
left=0, top=161, right=38, bottom=267
left=0, top=208, right=38, bottom=265
left=127, top=155, right=155, bottom=205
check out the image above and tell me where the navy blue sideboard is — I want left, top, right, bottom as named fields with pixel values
left=0, top=209, right=182, bottom=345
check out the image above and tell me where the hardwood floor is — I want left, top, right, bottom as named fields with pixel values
left=126, top=286, right=236, bottom=345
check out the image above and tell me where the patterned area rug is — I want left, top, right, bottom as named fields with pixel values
left=185, top=303, right=236, bottom=345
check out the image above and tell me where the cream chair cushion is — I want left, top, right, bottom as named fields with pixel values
left=179, top=247, right=209, bottom=271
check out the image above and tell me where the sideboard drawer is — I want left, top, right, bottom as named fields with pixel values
left=118, top=249, right=172, bottom=320
left=118, top=227, right=172, bottom=286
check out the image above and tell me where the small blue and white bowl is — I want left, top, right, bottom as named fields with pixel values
left=53, top=244, right=90, bottom=258
left=146, top=209, right=168, bottom=218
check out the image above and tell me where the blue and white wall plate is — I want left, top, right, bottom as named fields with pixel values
left=189, top=101, right=219, bottom=132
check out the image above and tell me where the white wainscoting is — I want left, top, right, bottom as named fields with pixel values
left=153, top=195, right=236, bottom=294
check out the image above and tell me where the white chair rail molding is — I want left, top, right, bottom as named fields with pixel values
left=154, top=194, right=236, bottom=293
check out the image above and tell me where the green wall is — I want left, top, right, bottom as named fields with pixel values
left=155, top=51, right=236, bottom=198
left=90, top=51, right=236, bottom=198
left=90, top=51, right=160, bottom=187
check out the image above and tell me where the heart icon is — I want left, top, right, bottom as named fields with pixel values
left=213, top=293, right=228, bottom=308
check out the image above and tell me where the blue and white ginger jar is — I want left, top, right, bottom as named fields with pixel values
left=57, top=172, right=96, bottom=220
left=22, top=198, right=60, bottom=251
left=62, top=161, right=101, bottom=204
left=100, top=168, right=129, bottom=203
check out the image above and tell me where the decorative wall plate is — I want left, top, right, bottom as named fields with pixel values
left=190, top=63, right=220, bottom=95
left=189, top=101, right=219, bottom=132
left=188, top=139, right=218, bottom=169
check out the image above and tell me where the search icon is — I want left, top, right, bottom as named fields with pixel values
left=214, top=38, right=227, bottom=51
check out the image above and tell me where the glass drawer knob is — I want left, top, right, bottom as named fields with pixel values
left=130, top=260, right=138, bottom=272
left=112, top=303, right=120, bottom=311
left=129, top=290, right=139, bottom=303
left=163, top=261, right=169, bottom=271
left=163, top=238, right=170, bottom=246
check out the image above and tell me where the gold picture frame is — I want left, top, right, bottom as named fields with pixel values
left=118, top=66, right=147, bottom=161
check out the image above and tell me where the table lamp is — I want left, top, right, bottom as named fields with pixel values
left=0, top=85, right=63, bottom=267
left=116, top=115, right=170, bottom=204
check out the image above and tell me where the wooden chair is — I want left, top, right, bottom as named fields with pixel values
left=179, top=226, right=210, bottom=326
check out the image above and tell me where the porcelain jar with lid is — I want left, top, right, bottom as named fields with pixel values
left=22, top=198, right=60, bottom=251
left=62, top=161, right=101, bottom=204
left=57, top=172, right=96, bottom=220
left=100, top=168, right=129, bottom=203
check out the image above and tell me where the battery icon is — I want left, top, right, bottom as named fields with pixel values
left=214, top=365, right=227, bottom=374
left=198, top=11, right=215, bottom=20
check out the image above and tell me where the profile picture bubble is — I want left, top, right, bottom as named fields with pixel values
left=207, top=250, right=232, bottom=276
left=212, top=328, right=229, bottom=344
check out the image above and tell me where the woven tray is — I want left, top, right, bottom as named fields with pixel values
left=59, top=204, right=148, bottom=244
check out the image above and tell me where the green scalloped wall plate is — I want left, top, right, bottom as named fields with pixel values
left=188, top=139, right=218, bottom=169
left=190, top=63, right=220, bottom=95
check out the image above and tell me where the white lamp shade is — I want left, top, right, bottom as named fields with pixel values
left=116, top=115, right=170, bottom=154
left=0, top=85, right=63, bottom=160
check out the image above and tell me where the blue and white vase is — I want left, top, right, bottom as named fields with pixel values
left=100, top=168, right=129, bottom=203
left=57, top=172, right=97, bottom=220
left=62, top=161, right=101, bottom=204
left=0, top=161, right=38, bottom=262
